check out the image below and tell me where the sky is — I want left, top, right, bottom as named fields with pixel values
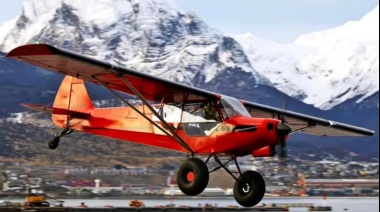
left=0, top=0, right=378, bottom=43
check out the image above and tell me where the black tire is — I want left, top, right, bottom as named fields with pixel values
left=177, top=158, right=209, bottom=196
left=233, top=170, right=266, bottom=207
left=48, top=137, right=60, bottom=149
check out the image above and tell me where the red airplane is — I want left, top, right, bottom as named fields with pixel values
left=6, top=44, right=374, bottom=207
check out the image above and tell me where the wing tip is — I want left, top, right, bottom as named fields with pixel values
left=6, top=43, right=59, bottom=57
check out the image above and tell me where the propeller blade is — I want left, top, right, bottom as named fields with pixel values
left=276, top=121, right=291, bottom=163
left=279, top=137, right=287, bottom=159
left=276, top=93, right=291, bottom=164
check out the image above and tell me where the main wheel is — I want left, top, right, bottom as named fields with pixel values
left=48, top=137, right=60, bottom=149
left=233, top=170, right=266, bottom=207
left=177, top=158, right=209, bottom=196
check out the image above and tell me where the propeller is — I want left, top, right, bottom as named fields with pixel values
left=276, top=114, right=291, bottom=161
left=276, top=114, right=292, bottom=161
left=276, top=95, right=292, bottom=164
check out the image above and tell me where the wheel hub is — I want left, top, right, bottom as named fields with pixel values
left=242, top=183, right=251, bottom=193
left=186, top=172, right=195, bottom=182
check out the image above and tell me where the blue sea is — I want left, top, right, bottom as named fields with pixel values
left=2, top=197, right=378, bottom=212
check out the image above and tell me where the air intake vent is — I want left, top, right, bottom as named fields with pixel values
left=267, top=123, right=274, bottom=131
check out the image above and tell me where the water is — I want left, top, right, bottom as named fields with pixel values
left=63, top=197, right=379, bottom=212
left=3, top=197, right=378, bottom=212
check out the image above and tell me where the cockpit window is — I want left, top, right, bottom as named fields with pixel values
left=220, top=95, right=251, bottom=118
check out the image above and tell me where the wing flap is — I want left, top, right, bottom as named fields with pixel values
left=244, top=101, right=375, bottom=136
left=21, top=103, right=90, bottom=119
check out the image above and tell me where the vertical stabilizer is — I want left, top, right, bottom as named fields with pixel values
left=53, top=75, right=93, bottom=112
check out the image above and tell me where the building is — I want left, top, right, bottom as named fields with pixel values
left=305, top=179, right=379, bottom=188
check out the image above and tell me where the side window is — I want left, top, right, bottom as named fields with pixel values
left=181, top=103, right=207, bottom=123
left=180, top=102, right=219, bottom=136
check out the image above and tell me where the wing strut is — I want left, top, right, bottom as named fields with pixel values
left=92, top=75, right=194, bottom=154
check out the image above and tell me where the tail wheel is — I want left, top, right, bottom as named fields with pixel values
left=177, top=158, right=209, bottom=196
left=48, top=137, right=60, bottom=149
left=233, top=170, right=266, bottom=207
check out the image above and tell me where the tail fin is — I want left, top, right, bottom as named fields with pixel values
left=53, top=75, right=93, bottom=112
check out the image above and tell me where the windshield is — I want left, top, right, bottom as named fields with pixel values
left=220, top=95, right=251, bottom=118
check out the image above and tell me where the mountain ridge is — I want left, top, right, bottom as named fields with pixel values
left=231, top=5, right=379, bottom=110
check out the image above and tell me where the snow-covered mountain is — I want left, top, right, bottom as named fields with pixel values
left=0, top=0, right=269, bottom=87
left=232, top=6, right=379, bottom=110
left=1, top=0, right=377, bottom=110
left=1, top=0, right=298, bottom=121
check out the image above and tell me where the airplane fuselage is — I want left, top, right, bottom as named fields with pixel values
left=52, top=105, right=281, bottom=156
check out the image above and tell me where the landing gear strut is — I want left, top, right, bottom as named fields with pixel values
left=48, top=127, right=73, bottom=149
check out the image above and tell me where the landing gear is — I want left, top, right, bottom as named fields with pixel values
left=233, top=171, right=266, bottom=207
left=48, top=127, right=73, bottom=149
left=211, top=155, right=266, bottom=207
left=48, top=137, right=60, bottom=149
left=177, top=158, right=209, bottom=196
left=176, top=155, right=266, bottom=207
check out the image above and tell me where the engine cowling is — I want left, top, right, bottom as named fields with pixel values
left=252, top=145, right=276, bottom=157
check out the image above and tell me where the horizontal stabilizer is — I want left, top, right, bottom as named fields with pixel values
left=21, top=103, right=90, bottom=119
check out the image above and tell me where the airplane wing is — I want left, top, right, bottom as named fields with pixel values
left=243, top=101, right=375, bottom=136
left=6, top=44, right=219, bottom=103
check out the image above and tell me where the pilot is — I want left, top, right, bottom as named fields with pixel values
left=203, top=103, right=220, bottom=121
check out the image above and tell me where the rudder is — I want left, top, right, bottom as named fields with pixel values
left=53, top=75, right=93, bottom=112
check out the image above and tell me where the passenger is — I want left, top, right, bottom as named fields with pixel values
left=203, top=103, right=220, bottom=121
